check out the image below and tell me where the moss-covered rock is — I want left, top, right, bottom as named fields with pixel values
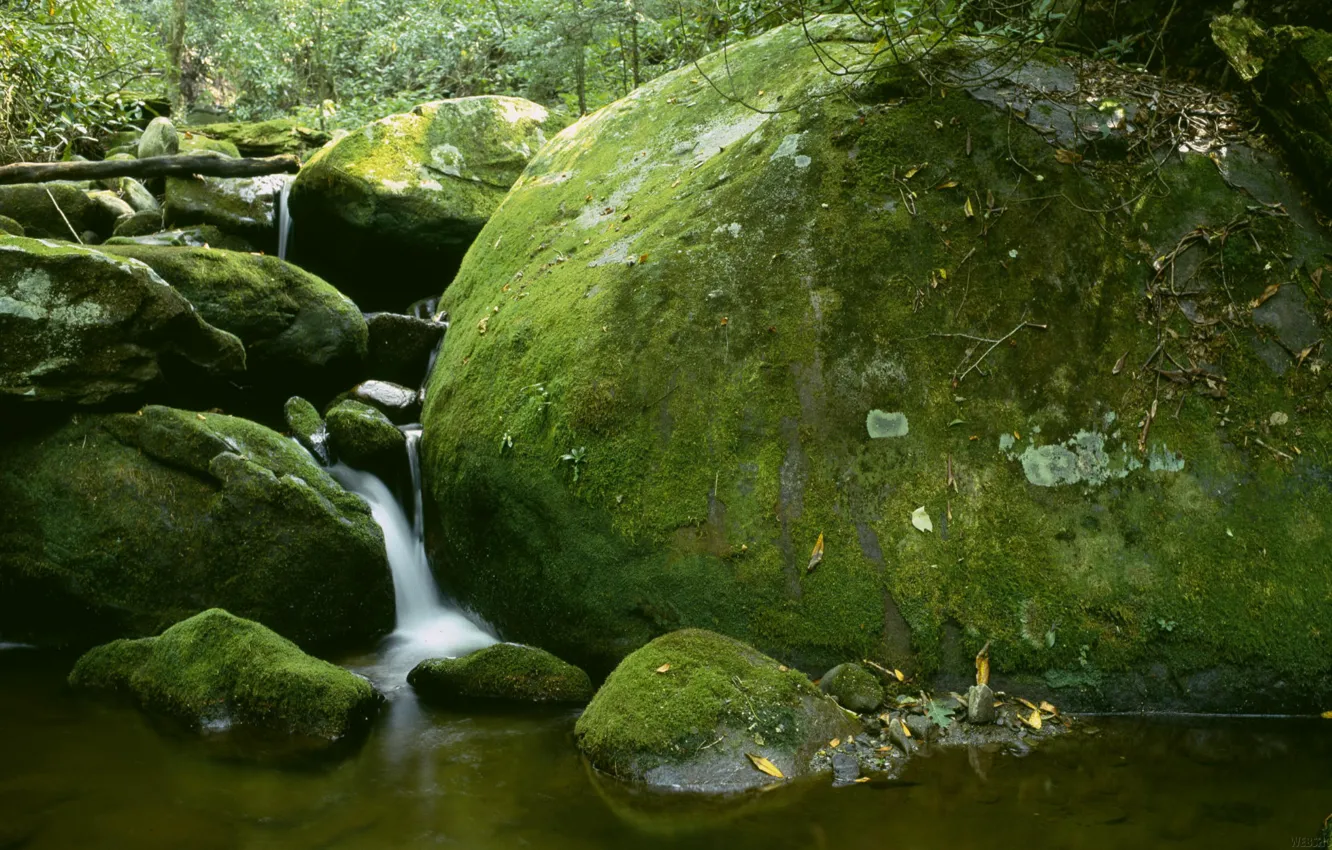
left=0, top=405, right=394, bottom=648
left=285, top=395, right=329, bottom=463
left=164, top=172, right=289, bottom=252
left=0, top=215, right=24, bottom=236
left=70, top=608, right=382, bottom=740
left=818, top=663, right=883, bottom=713
left=103, top=225, right=253, bottom=252
left=179, top=132, right=240, bottom=158
left=288, top=96, right=554, bottom=310
left=186, top=119, right=331, bottom=157
left=97, top=244, right=367, bottom=397
left=365, top=311, right=447, bottom=388
left=0, top=236, right=245, bottom=406
left=574, top=629, right=855, bottom=790
left=421, top=20, right=1332, bottom=711
left=98, top=176, right=159, bottom=213
left=138, top=117, right=179, bottom=159
left=408, top=642, right=592, bottom=705
left=0, top=184, right=103, bottom=240
left=111, top=209, right=163, bottom=238
left=85, top=189, right=135, bottom=223
left=1213, top=17, right=1332, bottom=205
left=326, top=399, right=406, bottom=474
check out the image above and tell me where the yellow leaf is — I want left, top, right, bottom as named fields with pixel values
left=899, top=718, right=912, bottom=738
left=1054, top=148, right=1083, bottom=165
left=1039, top=701, right=1058, bottom=715
left=964, top=197, right=975, bottom=219
left=196, top=413, right=206, bottom=420
left=893, top=668, right=905, bottom=682
left=655, top=663, right=671, bottom=674
left=778, top=665, right=789, bottom=672
left=1017, top=697, right=1038, bottom=711
left=1322, top=710, right=1332, bottom=719
left=854, top=776, right=871, bottom=783
left=806, top=532, right=824, bottom=574
left=934, top=180, right=959, bottom=190
left=638, top=253, right=649, bottom=264
left=904, top=162, right=927, bottom=179
left=1021, top=708, right=1042, bottom=730
left=829, top=738, right=841, bottom=748
left=746, top=753, right=784, bottom=778
left=975, top=640, right=990, bottom=687
left=1251, top=282, right=1281, bottom=308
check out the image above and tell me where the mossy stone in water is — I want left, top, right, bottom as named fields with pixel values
left=285, top=396, right=329, bottom=463
left=69, top=608, right=383, bottom=740
left=574, top=629, right=855, bottom=791
left=408, top=643, right=593, bottom=705
left=818, top=663, right=883, bottom=713
left=421, top=18, right=1332, bottom=711
left=326, top=400, right=405, bottom=472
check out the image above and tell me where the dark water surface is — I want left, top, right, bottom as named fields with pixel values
left=2, top=649, right=1329, bottom=850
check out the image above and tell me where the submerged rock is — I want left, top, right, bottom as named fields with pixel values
left=420, top=18, right=1332, bottom=711
left=70, top=609, right=382, bottom=740
left=98, top=244, right=367, bottom=397
left=365, top=311, right=447, bottom=388
left=0, top=236, right=245, bottom=406
left=326, top=399, right=406, bottom=473
left=408, top=643, right=593, bottom=706
left=288, top=96, right=554, bottom=310
left=164, top=172, right=290, bottom=252
left=576, top=629, right=855, bottom=791
left=818, top=663, right=883, bottom=713
left=0, top=406, right=394, bottom=648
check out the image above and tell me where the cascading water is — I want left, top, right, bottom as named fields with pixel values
left=277, top=178, right=294, bottom=261
left=332, top=427, right=496, bottom=688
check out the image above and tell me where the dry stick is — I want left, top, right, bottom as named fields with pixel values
left=0, top=153, right=300, bottom=186
left=956, top=319, right=1047, bottom=383
left=44, top=188, right=82, bottom=244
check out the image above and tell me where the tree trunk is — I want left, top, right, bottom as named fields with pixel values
left=0, top=154, right=301, bottom=186
left=167, top=0, right=189, bottom=118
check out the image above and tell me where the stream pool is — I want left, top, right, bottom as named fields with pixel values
left=2, top=648, right=1328, bottom=850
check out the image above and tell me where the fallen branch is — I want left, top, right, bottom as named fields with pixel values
left=0, top=154, right=300, bottom=186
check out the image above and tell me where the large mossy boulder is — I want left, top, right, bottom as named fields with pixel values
left=421, top=19, right=1332, bottom=711
left=70, top=609, right=382, bottom=740
left=0, top=184, right=114, bottom=240
left=0, top=236, right=245, bottom=406
left=0, top=405, right=394, bottom=648
left=574, top=629, right=855, bottom=791
left=288, top=96, right=553, bottom=310
left=98, top=244, right=367, bottom=397
left=408, top=642, right=593, bottom=706
left=164, top=173, right=289, bottom=252
left=187, top=119, right=331, bottom=157
left=1213, top=16, right=1332, bottom=205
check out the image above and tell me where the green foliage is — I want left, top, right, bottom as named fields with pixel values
left=0, top=0, right=161, bottom=162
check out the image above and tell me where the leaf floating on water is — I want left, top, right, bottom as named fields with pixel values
left=1021, top=708, right=1043, bottom=730
left=746, top=754, right=785, bottom=778
left=910, top=507, right=933, bottom=533
left=1112, top=351, right=1128, bottom=375
left=655, top=663, right=671, bottom=674
left=1054, top=148, right=1083, bottom=165
left=975, top=641, right=991, bottom=687
left=806, top=532, right=825, bottom=573
left=1251, top=282, right=1281, bottom=308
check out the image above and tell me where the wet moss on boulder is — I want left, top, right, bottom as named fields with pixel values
left=163, top=173, right=289, bottom=252
left=70, top=608, right=382, bottom=740
left=0, top=236, right=245, bottom=406
left=285, top=396, right=329, bottom=463
left=575, top=629, right=856, bottom=791
left=326, top=399, right=406, bottom=475
left=0, top=405, right=394, bottom=648
left=288, top=96, right=554, bottom=310
left=421, top=19, right=1332, bottom=711
left=818, top=663, right=883, bottom=713
left=186, top=119, right=331, bottom=157
left=408, top=643, right=593, bottom=706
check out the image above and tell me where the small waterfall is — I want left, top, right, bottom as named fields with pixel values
left=277, top=179, right=293, bottom=261
left=332, top=427, right=496, bottom=686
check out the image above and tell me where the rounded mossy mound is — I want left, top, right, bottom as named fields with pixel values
left=98, top=243, right=367, bottom=398
left=70, top=608, right=383, bottom=740
left=0, top=405, right=394, bottom=648
left=326, top=399, right=406, bottom=475
left=574, top=629, right=855, bottom=791
left=818, top=663, right=883, bottom=713
left=288, top=96, right=554, bottom=310
left=407, top=643, right=593, bottom=706
left=421, top=19, right=1332, bottom=711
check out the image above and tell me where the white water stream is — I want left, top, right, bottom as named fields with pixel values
left=277, top=179, right=293, bottom=261
left=331, top=427, right=496, bottom=688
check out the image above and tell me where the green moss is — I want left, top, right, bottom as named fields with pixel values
left=163, top=174, right=287, bottom=249
left=420, top=19, right=1332, bottom=709
left=186, top=119, right=330, bottom=157
left=179, top=134, right=240, bottom=158
left=325, top=400, right=405, bottom=470
left=818, top=662, right=883, bottom=712
left=407, top=642, right=593, bottom=705
left=70, top=608, right=382, bottom=739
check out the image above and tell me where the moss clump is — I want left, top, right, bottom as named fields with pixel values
left=407, top=643, right=593, bottom=705
left=0, top=215, right=23, bottom=236
left=98, top=243, right=367, bottom=396
left=326, top=400, right=405, bottom=472
left=288, top=96, right=555, bottom=310
left=575, top=629, right=854, bottom=788
left=818, top=663, right=883, bottom=713
left=185, top=119, right=331, bottom=157
left=69, top=608, right=383, bottom=739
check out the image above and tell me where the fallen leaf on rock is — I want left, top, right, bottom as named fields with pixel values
left=829, top=738, right=841, bottom=748
left=1322, top=710, right=1332, bottom=719
left=975, top=641, right=990, bottom=687
left=1251, top=283, right=1281, bottom=308
left=934, top=179, right=959, bottom=190
left=1039, top=701, right=1058, bottom=715
left=904, top=162, right=927, bottom=179
left=1055, top=148, right=1083, bottom=165
left=778, top=665, right=789, bottom=672
left=638, top=253, right=649, bottom=264
left=854, top=776, right=871, bottom=784
left=911, top=507, right=933, bottom=533
left=1112, top=351, right=1128, bottom=375
left=964, top=197, right=975, bottom=219
left=1021, top=709, right=1042, bottom=730
left=747, top=754, right=784, bottom=778
left=655, top=663, right=671, bottom=674
left=893, top=668, right=905, bottom=682
left=899, top=718, right=912, bottom=738
left=806, top=532, right=824, bottom=573
left=1017, top=697, right=1038, bottom=712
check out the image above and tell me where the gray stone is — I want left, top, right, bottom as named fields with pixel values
left=138, top=117, right=180, bottom=159
left=365, top=311, right=447, bottom=388
left=966, top=683, right=997, bottom=724
left=819, top=663, right=884, bottom=713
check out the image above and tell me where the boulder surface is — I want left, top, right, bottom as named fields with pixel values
left=408, top=643, right=593, bottom=705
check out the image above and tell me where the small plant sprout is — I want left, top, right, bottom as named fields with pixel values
left=560, top=446, right=587, bottom=481
left=499, top=431, right=513, bottom=453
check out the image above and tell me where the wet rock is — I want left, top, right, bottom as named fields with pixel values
left=365, top=312, right=447, bottom=388
left=86, top=190, right=135, bottom=223
left=887, top=716, right=917, bottom=754
left=98, top=244, right=367, bottom=399
left=326, top=400, right=406, bottom=473
left=819, top=663, right=883, bottom=713
left=103, top=225, right=253, bottom=252
left=574, top=629, right=857, bottom=792
left=0, top=183, right=100, bottom=240
left=285, top=396, right=329, bottom=464
left=966, top=684, right=997, bottom=724
left=111, top=209, right=164, bottom=238
left=288, top=96, right=555, bottom=309
left=408, top=643, right=593, bottom=706
left=0, top=236, right=244, bottom=406
left=0, top=406, right=394, bottom=648
left=830, top=751, right=860, bottom=785
left=164, top=172, right=290, bottom=252
left=70, top=609, right=383, bottom=741
left=0, top=215, right=23, bottom=236
left=339, top=380, right=421, bottom=424
left=137, top=117, right=179, bottom=159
